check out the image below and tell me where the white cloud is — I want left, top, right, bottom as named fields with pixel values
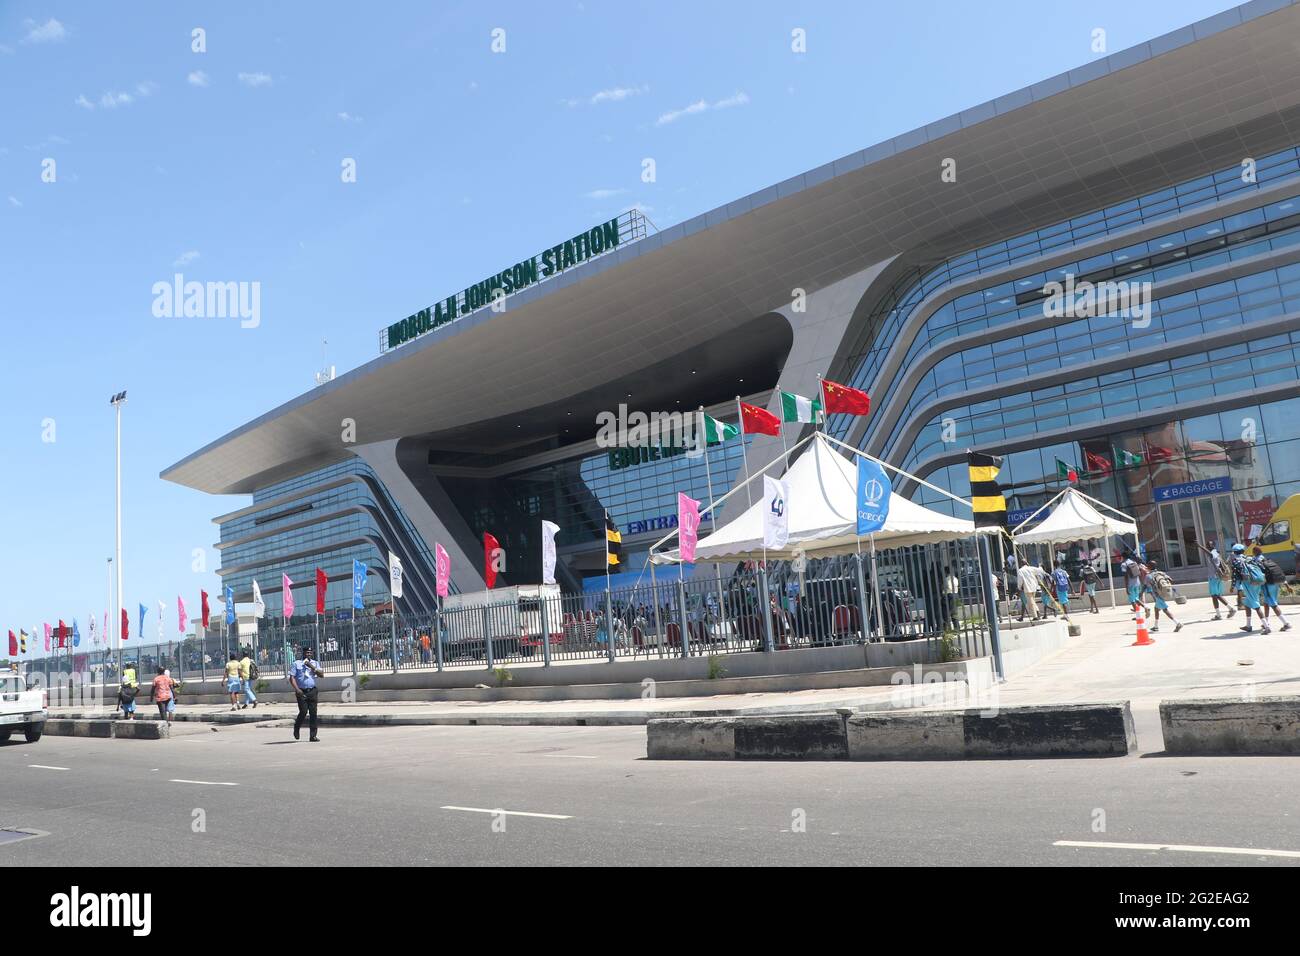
left=238, top=72, right=273, bottom=88
left=22, top=18, right=66, bottom=44
left=135, top=81, right=159, bottom=97
left=565, top=84, right=648, bottom=108
left=584, top=188, right=625, bottom=200
left=99, top=91, right=133, bottom=109
left=337, top=112, right=363, bottom=122
left=187, top=70, right=210, bottom=88
left=173, top=250, right=200, bottom=267
left=656, top=91, right=749, bottom=126
left=8, top=196, right=22, bottom=207
left=48, top=134, right=69, bottom=145
left=74, top=94, right=94, bottom=110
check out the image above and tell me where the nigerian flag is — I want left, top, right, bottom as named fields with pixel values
left=701, top=413, right=738, bottom=445
left=1115, top=447, right=1142, bottom=467
left=780, top=391, right=822, bottom=423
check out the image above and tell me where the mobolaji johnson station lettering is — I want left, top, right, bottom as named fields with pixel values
left=383, top=212, right=642, bottom=352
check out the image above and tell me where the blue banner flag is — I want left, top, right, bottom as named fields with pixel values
left=138, top=603, right=147, bottom=639
left=225, top=585, right=235, bottom=625
left=72, top=619, right=81, bottom=647
left=855, top=456, right=892, bottom=535
left=352, top=559, right=367, bottom=610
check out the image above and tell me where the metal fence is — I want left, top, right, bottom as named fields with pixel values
left=24, top=537, right=997, bottom=686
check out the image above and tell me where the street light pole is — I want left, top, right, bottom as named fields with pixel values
left=110, top=391, right=127, bottom=678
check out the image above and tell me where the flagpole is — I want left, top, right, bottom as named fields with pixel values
left=699, top=407, right=726, bottom=640
left=735, top=396, right=754, bottom=509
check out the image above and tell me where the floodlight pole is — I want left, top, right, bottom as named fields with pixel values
left=110, top=391, right=127, bottom=680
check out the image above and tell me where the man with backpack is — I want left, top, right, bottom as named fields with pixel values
left=1251, top=546, right=1292, bottom=632
left=1120, top=550, right=1147, bottom=619
left=1077, top=560, right=1100, bottom=614
left=1196, top=540, right=1236, bottom=621
left=239, top=646, right=259, bottom=709
left=1141, top=557, right=1183, bottom=633
left=1230, top=543, right=1270, bottom=634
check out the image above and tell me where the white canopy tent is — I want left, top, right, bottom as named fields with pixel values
left=652, top=432, right=996, bottom=564
left=641, top=430, right=1005, bottom=671
left=1011, top=487, right=1138, bottom=607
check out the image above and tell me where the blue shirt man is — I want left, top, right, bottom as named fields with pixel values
left=289, top=655, right=319, bottom=690
left=289, top=646, right=324, bottom=741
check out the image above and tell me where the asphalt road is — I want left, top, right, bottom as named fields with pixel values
left=2, top=723, right=1298, bottom=866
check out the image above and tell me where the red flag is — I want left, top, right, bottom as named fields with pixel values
left=484, top=532, right=500, bottom=589
left=7, top=630, right=16, bottom=656
left=821, top=379, right=871, bottom=416
left=1146, top=443, right=1176, bottom=463
left=201, top=590, right=210, bottom=628
left=315, top=567, right=328, bottom=614
left=57, top=620, right=68, bottom=648
left=739, top=401, right=781, bottom=436
left=121, top=608, right=129, bottom=641
left=1084, top=449, right=1112, bottom=477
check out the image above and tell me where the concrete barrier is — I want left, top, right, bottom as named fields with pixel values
left=646, top=702, right=1136, bottom=760
left=43, top=718, right=169, bottom=739
left=848, top=702, right=1136, bottom=760
left=42, top=719, right=113, bottom=738
left=113, top=720, right=170, bottom=739
left=1160, top=696, right=1300, bottom=754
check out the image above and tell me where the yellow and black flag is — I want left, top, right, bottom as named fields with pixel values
left=967, top=450, right=1007, bottom=528
left=604, top=513, right=623, bottom=568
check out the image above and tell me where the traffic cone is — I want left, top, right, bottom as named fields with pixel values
left=1131, top=606, right=1154, bottom=646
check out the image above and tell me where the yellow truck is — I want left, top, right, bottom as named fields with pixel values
left=1256, top=494, right=1300, bottom=575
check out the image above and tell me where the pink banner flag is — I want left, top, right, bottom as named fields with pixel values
left=43, top=622, right=51, bottom=652
left=283, top=573, right=295, bottom=619
left=435, top=543, right=450, bottom=598
left=678, top=493, right=702, bottom=564
left=178, top=595, right=188, bottom=634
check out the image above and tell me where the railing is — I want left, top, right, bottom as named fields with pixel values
left=25, top=537, right=996, bottom=687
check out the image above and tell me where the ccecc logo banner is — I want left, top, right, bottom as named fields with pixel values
left=855, top=456, right=891, bottom=535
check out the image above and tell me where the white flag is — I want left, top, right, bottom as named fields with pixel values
left=388, top=551, right=403, bottom=600
left=157, top=600, right=165, bottom=639
left=763, top=475, right=789, bottom=550
left=540, top=520, right=561, bottom=585
left=251, top=580, right=265, bottom=619
left=88, top=613, right=96, bottom=644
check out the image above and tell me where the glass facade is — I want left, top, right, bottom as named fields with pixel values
left=440, top=432, right=754, bottom=584
left=834, top=144, right=1300, bottom=576
left=216, top=458, right=444, bottom=619
left=832, top=145, right=1300, bottom=443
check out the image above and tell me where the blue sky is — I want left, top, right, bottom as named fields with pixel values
left=0, top=0, right=1240, bottom=652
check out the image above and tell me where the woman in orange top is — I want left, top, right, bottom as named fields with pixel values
left=148, top=666, right=177, bottom=722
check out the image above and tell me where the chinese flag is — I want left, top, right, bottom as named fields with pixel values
left=1084, top=449, right=1112, bottom=477
left=821, top=379, right=871, bottom=416
left=739, top=401, right=781, bottom=436
left=58, top=620, right=68, bottom=648
left=315, top=567, right=328, bottom=614
left=484, top=532, right=500, bottom=589
left=121, top=608, right=129, bottom=641
left=7, top=630, right=16, bottom=656
left=1146, top=444, right=1176, bottom=463
left=201, top=590, right=210, bottom=628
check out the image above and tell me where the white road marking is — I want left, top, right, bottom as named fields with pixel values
left=168, top=778, right=239, bottom=786
left=454, top=751, right=499, bottom=757
left=28, top=764, right=69, bottom=771
left=538, top=753, right=598, bottom=759
left=441, top=805, right=572, bottom=820
left=1054, top=840, right=1300, bottom=859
